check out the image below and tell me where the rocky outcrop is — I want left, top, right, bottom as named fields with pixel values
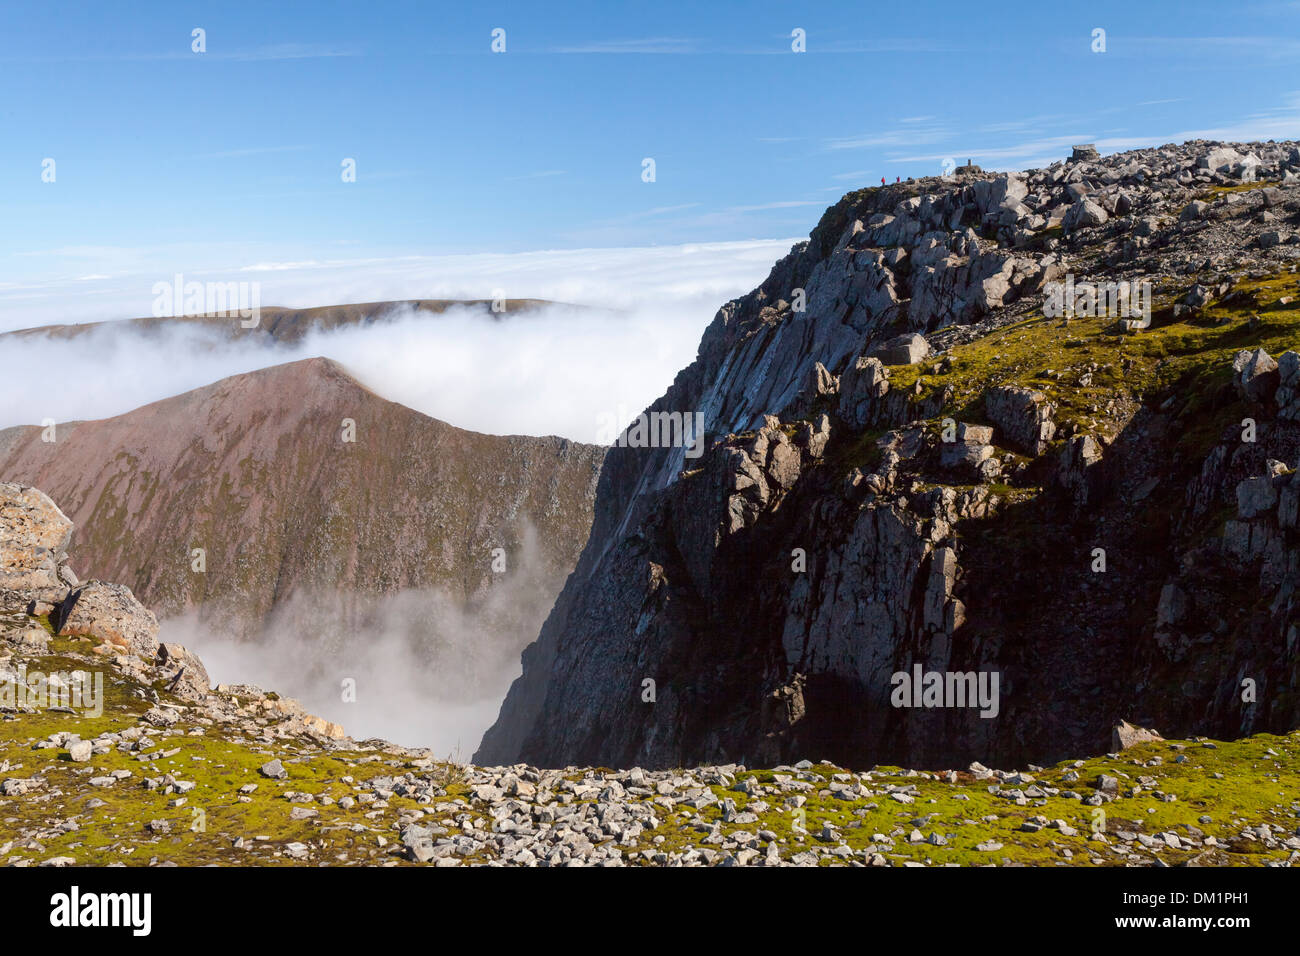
left=1277, top=351, right=1300, bottom=421
left=54, top=581, right=158, bottom=658
left=1, top=482, right=344, bottom=731
left=837, top=357, right=890, bottom=427
left=1112, top=720, right=1163, bottom=750
left=1234, top=348, right=1280, bottom=403
left=479, top=139, right=1300, bottom=771
left=940, top=424, right=1000, bottom=481
left=871, top=332, right=931, bottom=366
left=0, top=484, right=74, bottom=596
left=985, top=386, right=1057, bottom=456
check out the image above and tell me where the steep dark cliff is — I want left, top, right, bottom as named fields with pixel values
left=478, top=140, right=1300, bottom=770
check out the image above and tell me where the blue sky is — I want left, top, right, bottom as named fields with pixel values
left=2, top=0, right=1299, bottom=326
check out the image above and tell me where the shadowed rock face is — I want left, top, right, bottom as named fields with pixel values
left=478, top=139, right=1300, bottom=770
left=0, top=357, right=605, bottom=649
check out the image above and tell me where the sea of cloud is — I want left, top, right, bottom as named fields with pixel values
left=0, top=239, right=795, bottom=442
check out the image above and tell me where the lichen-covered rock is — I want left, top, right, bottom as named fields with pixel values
left=55, top=581, right=159, bottom=657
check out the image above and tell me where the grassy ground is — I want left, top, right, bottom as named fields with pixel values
left=2, top=627, right=1297, bottom=866
left=870, top=273, right=1300, bottom=471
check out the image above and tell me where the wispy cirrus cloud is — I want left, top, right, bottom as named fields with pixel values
left=550, top=37, right=700, bottom=54
left=505, top=169, right=566, bottom=181
left=545, top=35, right=953, bottom=56
left=220, top=43, right=360, bottom=61
left=194, top=145, right=312, bottom=159
left=1124, top=35, right=1300, bottom=57
left=0, top=42, right=360, bottom=63
left=885, top=93, right=1300, bottom=171
left=824, top=124, right=953, bottom=151
left=635, top=203, right=703, bottom=217
left=725, top=201, right=820, bottom=213
left=804, top=38, right=958, bottom=54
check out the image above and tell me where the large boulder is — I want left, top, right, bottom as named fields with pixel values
left=1197, top=147, right=1243, bottom=173
left=939, top=423, right=1000, bottom=481
left=155, top=642, right=211, bottom=700
left=1112, top=720, right=1163, bottom=751
left=0, top=483, right=73, bottom=593
left=985, top=386, right=1057, bottom=455
left=54, top=581, right=159, bottom=657
left=1233, top=348, right=1279, bottom=403
left=870, top=332, right=932, bottom=366
left=1063, top=199, right=1109, bottom=232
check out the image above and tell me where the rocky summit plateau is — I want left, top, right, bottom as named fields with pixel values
left=5, top=140, right=1300, bottom=868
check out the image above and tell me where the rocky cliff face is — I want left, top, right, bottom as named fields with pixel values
left=0, top=358, right=604, bottom=654
left=478, top=140, right=1300, bottom=770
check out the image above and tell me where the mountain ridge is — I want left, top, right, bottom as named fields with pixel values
left=0, top=356, right=605, bottom=659
left=0, top=298, right=560, bottom=345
